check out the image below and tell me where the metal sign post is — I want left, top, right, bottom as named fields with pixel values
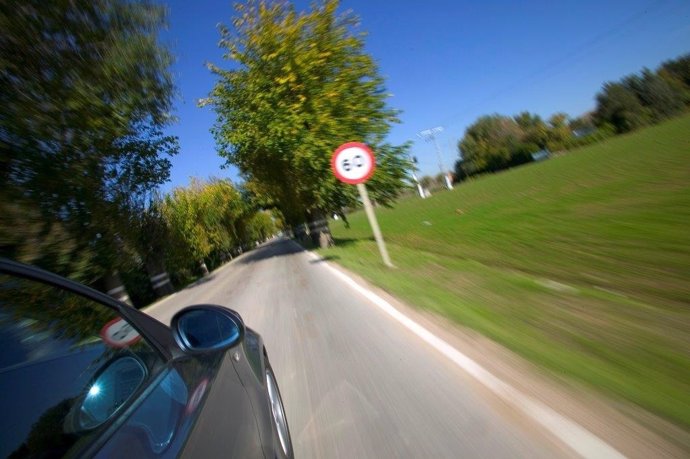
left=331, top=142, right=393, bottom=268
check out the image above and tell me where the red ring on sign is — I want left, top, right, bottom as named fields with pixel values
left=99, top=317, right=141, bottom=348
left=331, top=142, right=376, bottom=185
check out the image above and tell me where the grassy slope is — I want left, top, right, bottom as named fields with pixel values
left=318, top=115, right=690, bottom=428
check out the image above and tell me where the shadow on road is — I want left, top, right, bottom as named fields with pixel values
left=238, top=239, right=305, bottom=265
left=237, top=236, right=371, bottom=265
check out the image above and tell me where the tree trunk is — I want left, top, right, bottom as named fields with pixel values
left=307, top=210, right=334, bottom=249
left=103, top=271, right=133, bottom=306
left=145, top=259, right=174, bottom=297
left=293, top=223, right=308, bottom=242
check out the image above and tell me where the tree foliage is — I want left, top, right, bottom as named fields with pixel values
left=514, top=111, right=549, bottom=149
left=658, top=54, right=690, bottom=106
left=163, top=179, right=236, bottom=263
left=161, top=178, right=277, bottom=272
left=245, top=210, right=276, bottom=243
left=204, top=0, right=411, bottom=245
left=458, top=114, right=536, bottom=175
left=594, top=56, right=689, bottom=133
left=0, top=0, right=178, bottom=282
left=545, top=112, right=572, bottom=151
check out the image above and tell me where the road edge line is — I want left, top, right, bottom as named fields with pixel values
left=305, top=249, right=625, bottom=459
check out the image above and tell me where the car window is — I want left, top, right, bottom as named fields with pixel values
left=94, top=367, right=190, bottom=458
left=0, top=273, right=164, bottom=458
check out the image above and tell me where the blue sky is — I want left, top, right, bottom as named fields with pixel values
left=160, top=0, right=690, bottom=190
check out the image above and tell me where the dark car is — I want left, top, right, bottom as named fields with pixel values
left=0, top=259, right=293, bottom=458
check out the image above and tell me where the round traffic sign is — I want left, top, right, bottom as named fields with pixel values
left=331, top=142, right=375, bottom=185
left=100, top=318, right=141, bottom=348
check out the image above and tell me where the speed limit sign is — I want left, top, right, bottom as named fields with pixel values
left=331, top=142, right=375, bottom=185
left=330, top=141, right=393, bottom=267
left=100, top=318, right=141, bottom=348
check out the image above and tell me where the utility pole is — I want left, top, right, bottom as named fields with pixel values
left=409, top=155, right=425, bottom=198
left=419, top=126, right=453, bottom=190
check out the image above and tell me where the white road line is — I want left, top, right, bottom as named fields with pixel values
left=305, top=249, right=625, bottom=459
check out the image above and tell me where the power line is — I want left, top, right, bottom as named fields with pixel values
left=407, top=0, right=669, bottom=140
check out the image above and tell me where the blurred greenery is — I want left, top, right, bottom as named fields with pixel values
left=318, top=115, right=690, bottom=428
left=0, top=0, right=178, bottom=284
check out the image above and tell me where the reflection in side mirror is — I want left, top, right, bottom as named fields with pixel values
left=79, top=356, right=147, bottom=430
left=172, top=305, right=244, bottom=353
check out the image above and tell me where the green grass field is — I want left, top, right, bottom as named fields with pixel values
left=318, top=114, right=690, bottom=428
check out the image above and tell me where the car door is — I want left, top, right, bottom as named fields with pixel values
left=0, top=270, right=167, bottom=458
left=0, top=264, right=266, bottom=458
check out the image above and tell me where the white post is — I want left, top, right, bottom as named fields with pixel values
left=356, top=183, right=393, bottom=268
left=411, top=169, right=426, bottom=199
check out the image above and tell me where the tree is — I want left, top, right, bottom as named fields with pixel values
left=458, top=114, right=525, bottom=175
left=514, top=111, right=548, bottom=148
left=453, top=159, right=469, bottom=183
left=545, top=112, right=572, bottom=151
left=659, top=54, right=690, bottom=89
left=204, top=0, right=411, bottom=248
left=162, top=179, right=244, bottom=274
left=0, top=0, right=178, bottom=283
left=245, top=210, right=276, bottom=243
left=162, top=183, right=213, bottom=274
left=658, top=54, right=690, bottom=107
left=623, top=69, right=685, bottom=122
left=594, top=82, right=650, bottom=133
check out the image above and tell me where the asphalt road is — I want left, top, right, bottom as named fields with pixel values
left=145, top=238, right=568, bottom=458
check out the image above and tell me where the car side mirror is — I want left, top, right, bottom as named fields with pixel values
left=171, top=305, right=245, bottom=353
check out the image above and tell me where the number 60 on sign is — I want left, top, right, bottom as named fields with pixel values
left=331, top=142, right=375, bottom=185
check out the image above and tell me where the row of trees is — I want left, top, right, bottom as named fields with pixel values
left=456, top=111, right=576, bottom=177
left=204, top=0, right=412, bottom=248
left=126, top=177, right=279, bottom=303
left=456, top=54, right=690, bottom=178
left=594, top=56, right=690, bottom=133
left=0, top=1, right=278, bottom=307
left=161, top=178, right=279, bottom=279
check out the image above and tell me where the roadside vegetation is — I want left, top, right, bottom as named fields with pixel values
left=318, top=115, right=690, bottom=429
left=0, top=1, right=279, bottom=307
